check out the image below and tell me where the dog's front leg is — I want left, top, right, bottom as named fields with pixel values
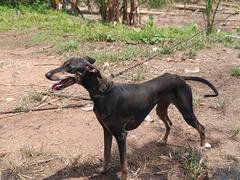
left=115, top=131, right=128, bottom=180
left=103, top=127, right=113, bottom=173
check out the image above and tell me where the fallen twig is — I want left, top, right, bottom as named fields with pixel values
left=0, top=103, right=88, bottom=115
left=27, top=157, right=59, bottom=167
left=0, top=84, right=49, bottom=87
left=40, top=92, right=92, bottom=101
left=42, top=45, right=53, bottom=50
left=34, top=64, right=59, bottom=66
left=35, top=96, right=48, bottom=109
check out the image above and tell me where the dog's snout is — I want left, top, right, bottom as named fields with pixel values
left=45, top=72, right=53, bottom=80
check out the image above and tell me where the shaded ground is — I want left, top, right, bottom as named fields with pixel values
left=0, top=7, right=240, bottom=180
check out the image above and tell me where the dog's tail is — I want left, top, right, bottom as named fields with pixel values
left=182, top=76, right=219, bottom=97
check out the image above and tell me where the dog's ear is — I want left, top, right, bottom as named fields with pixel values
left=92, top=69, right=102, bottom=79
left=84, top=56, right=96, bottom=64
left=86, top=64, right=102, bottom=79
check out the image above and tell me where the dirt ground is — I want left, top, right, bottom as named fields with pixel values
left=0, top=7, right=240, bottom=180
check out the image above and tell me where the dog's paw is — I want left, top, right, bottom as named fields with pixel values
left=96, top=167, right=108, bottom=174
left=157, top=139, right=167, bottom=146
left=114, top=171, right=122, bottom=180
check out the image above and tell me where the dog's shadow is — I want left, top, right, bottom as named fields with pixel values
left=44, top=141, right=186, bottom=180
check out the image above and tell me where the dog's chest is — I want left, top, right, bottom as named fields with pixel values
left=93, top=99, right=113, bottom=122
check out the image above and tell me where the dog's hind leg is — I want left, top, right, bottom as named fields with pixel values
left=156, top=103, right=172, bottom=145
left=175, top=85, right=205, bottom=146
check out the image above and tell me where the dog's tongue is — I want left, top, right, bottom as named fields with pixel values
left=51, top=80, right=65, bottom=91
left=51, top=77, right=76, bottom=91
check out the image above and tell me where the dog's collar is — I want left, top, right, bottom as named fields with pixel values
left=99, top=79, right=114, bottom=95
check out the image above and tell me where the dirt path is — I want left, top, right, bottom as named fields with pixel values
left=0, top=22, right=240, bottom=179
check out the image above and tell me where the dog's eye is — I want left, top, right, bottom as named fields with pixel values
left=64, top=62, right=71, bottom=68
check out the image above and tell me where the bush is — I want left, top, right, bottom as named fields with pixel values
left=140, top=0, right=173, bottom=8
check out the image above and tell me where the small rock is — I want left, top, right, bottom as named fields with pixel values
left=6, top=97, right=14, bottom=101
left=0, top=152, right=7, bottom=158
left=205, top=142, right=211, bottom=149
left=152, top=47, right=159, bottom=51
left=103, top=62, right=110, bottom=68
left=145, top=115, right=154, bottom=123
left=47, top=56, right=56, bottom=59
left=184, top=67, right=200, bottom=73
left=81, top=104, right=93, bottom=112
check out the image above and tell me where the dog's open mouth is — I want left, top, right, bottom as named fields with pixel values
left=51, top=77, right=76, bottom=91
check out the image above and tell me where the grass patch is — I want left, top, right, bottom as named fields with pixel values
left=183, top=49, right=197, bottom=59
left=140, top=0, right=173, bottom=8
left=13, top=91, right=43, bottom=112
left=76, top=45, right=156, bottom=64
left=193, top=95, right=202, bottom=107
left=23, top=91, right=43, bottom=103
left=13, top=105, right=28, bottom=113
left=20, top=144, right=43, bottom=159
left=233, top=125, right=240, bottom=136
left=1, top=3, right=239, bottom=65
left=130, top=71, right=146, bottom=81
left=0, top=5, right=199, bottom=45
left=57, top=40, right=79, bottom=54
left=209, top=32, right=240, bottom=50
left=215, top=99, right=227, bottom=113
left=171, top=147, right=207, bottom=179
left=231, top=66, right=240, bottom=77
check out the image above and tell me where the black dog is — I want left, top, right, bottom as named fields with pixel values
left=45, top=57, right=218, bottom=180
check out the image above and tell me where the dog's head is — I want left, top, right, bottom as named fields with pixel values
left=45, top=56, right=102, bottom=91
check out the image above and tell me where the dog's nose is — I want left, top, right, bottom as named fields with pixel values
left=45, top=72, right=52, bottom=80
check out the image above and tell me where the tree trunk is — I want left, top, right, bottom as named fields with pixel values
left=106, top=0, right=120, bottom=23
left=129, top=0, right=140, bottom=26
left=122, top=0, right=128, bottom=24
left=113, top=0, right=119, bottom=22
left=107, top=0, right=114, bottom=21
left=87, top=0, right=92, bottom=12
left=206, top=0, right=213, bottom=35
left=51, top=0, right=60, bottom=10
left=100, top=0, right=107, bottom=21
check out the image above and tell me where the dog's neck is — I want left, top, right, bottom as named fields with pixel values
left=98, top=77, right=114, bottom=94
left=82, top=75, right=114, bottom=99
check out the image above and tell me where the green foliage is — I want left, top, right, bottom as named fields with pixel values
left=171, top=148, right=207, bottom=179
left=87, top=46, right=146, bottom=64
left=146, top=15, right=154, bottom=27
left=193, top=95, right=202, bottom=107
left=0, top=0, right=49, bottom=14
left=140, top=0, right=173, bottom=8
left=131, top=71, right=145, bottom=81
left=23, top=91, right=43, bottom=103
left=13, top=91, right=43, bottom=113
left=0, top=5, right=199, bottom=45
left=183, top=152, right=206, bottom=179
left=208, top=31, right=240, bottom=50
left=237, top=27, right=240, bottom=35
left=57, top=40, right=79, bottom=54
left=231, top=66, right=240, bottom=77
left=21, top=0, right=49, bottom=14
left=233, top=125, right=240, bottom=135
left=183, top=49, right=197, bottom=59
left=13, top=105, right=28, bottom=113
left=161, top=46, right=174, bottom=55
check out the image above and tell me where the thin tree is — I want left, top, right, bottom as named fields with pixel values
left=129, top=0, right=140, bottom=26
left=205, top=0, right=222, bottom=35
left=122, top=0, right=128, bottom=24
left=99, top=0, right=107, bottom=21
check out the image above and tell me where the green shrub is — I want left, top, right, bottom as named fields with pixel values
left=140, top=0, right=173, bottom=8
